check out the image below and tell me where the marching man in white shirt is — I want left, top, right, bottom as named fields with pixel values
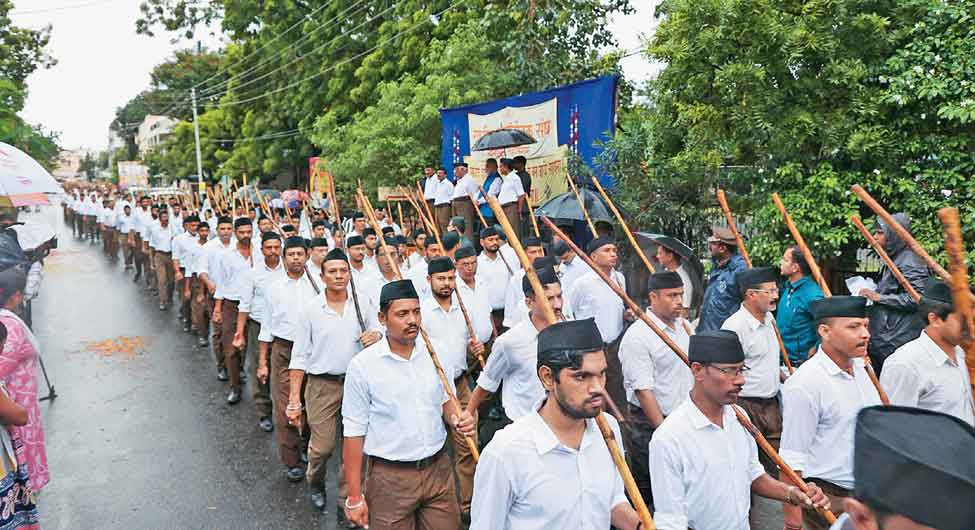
left=148, top=208, right=177, bottom=311
left=341, top=280, right=476, bottom=530
left=171, top=215, right=200, bottom=330
left=450, top=162, right=478, bottom=238
left=781, top=296, right=883, bottom=530
left=432, top=167, right=454, bottom=235
left=471, top=318, right=641, bottom=530
left=650, top=330, right=830, bottom=530
left=288, top=248, right=382, bottom=521
left=212, top=218, right=255, bottom=404
left=619, top=271, right=693, bottom=508
left=476, top=226, right=513, bottom=332
left=721, top=267, right=785, bottom=480
left=880, top=278, right=975, bottom=426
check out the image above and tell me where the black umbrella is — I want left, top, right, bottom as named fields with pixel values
left=639, top=233, right=694, bottom=262
left=535, top=187, right=614, bottom=225
left=472, top=129, right=537, bottom=152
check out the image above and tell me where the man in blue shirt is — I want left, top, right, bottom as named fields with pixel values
left=477, top=158, right=500, bottom=232
left=698, top=226, right=748, bottom=331
left=776, top=246, right=825, bottom=366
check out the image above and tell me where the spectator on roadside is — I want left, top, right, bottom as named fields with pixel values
left=698, top=226, right=748, bottom=332
left=777, top=246, right=825, bottom=366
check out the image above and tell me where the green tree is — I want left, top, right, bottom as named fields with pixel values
left=630, top=0, right=975, bottom=268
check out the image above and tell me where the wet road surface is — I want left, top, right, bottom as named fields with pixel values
left=28, top=205, right=783, bottom=529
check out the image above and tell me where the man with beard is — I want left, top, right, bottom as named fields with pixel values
left=341, top=280, right=476, bottom=530
left=470, top=318, right=641, bottom=530
left=827, top=406, right=975, bottom=530
left=467, top=265, right=563, bottom=423
left=421, top=257, right=486, bottom=521
left=619, top=271, right=693, bottom=508
left=289, top=248, right=382, bottom=520
left=407, top=231, right=427, bottom=269
left=236, top=232, right=284, bottom=433
left=477, top=227, right=513, bottom=332
left=453, top=245, right=493, bottom=371
left=880, top=279, right=975, bottom=425
left=781, top=297, right=884, bottom=530
left=502, top=237, right=545, bottom=329
left=212, top=217, right=255, bottom=404
left=361, top=228, right=380, bottom=273
left=856, top=213, right=929, bottom=373
left=345, top=236, right=380, bottom=300
left=650, top=330, right=830, bottom=530
left=406, top=236, right=444, bottom=300
left=172, top=215, right=201, bottom=329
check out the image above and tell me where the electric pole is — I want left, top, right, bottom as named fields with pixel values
left=191, top=87, right=205, bottom=202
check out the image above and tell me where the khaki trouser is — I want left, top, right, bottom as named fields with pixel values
left=435, top=204, right=451, bottom=236
left=247, top=319, right=271, bottom=418
left=133, top=233, right=145, bottom=277
left=305, top=374, right=346, bottom=499
left=146, top=247, right=157, bottom=289
left=191, top=277, right=212, bottom=342
left=451, top=198, right=476, bottom=243
left=220, top=299, right=245, bottom=391
left=449, top=375, right=475, bottom=512
left=154, top=251, right=174, bottom=306
left=208, top=289, right=224, bottom=370
left=178, top=274, right=191, bottom=323
left=122, top=232, right=134, bottom=265
left=365, top=449, right=459, bottom=530
left=501, top=202, right=520, bottom=238
left=737, top=395, right=782, bottom=477
left=806, top=479, right=850, bottom=530
left=271, top=338, right=307, bottom=468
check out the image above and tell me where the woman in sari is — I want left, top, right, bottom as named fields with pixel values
left=0, top=269, right=48, bottom=493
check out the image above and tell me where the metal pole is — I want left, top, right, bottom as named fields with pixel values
left=191, top=88, right=205, bottom=203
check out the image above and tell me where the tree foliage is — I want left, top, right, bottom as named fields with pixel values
left=605, top=0, right=975, bottom=266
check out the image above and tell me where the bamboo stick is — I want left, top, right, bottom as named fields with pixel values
left=416, top=182, right=442, bottom=241
left=397, top=202, right=405, bottom=234
left=566, top=175, right=598, bottom=237
left=524, top=192, right=541, bottom=237
left=772, top=194, right=889, bottom=405
left=481, top=200, right=654, bottom=530
left=850, top=215, right=921, bottom=302
left=542, top=215, right=836, bottom=526
left=851, top=184, right=951, bottom=280
left=718, top=190, right=794, bottom=374
left=591, top=175, right=655, bottom=274
left=469, top=192, right=514, bottom=275
left=937, top=207, right=975, bottom=402
left=358, top=189, right=480, bottom=461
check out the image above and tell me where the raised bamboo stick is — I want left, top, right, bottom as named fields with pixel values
left=592, top=174, right=655, bottom=274
left=718, top=189, right=794, bottom=374
left=566, top=175, right=598, bottom=237
left=469, top=192, right=513, bottom=276
left=542, top=215, right=836, bottom=526
left=524, top=192, right=541, bottom=237
left=850, top=215, right=921, bottom=302
left=358, top=189, right=480, bottom=461
left=851, top=184, right=951, bottom=280
left=772, top=194, right=889, bottom=405
left=937, top=207, right=975, bottom=401
left=484, top=200, right=654, bottom=530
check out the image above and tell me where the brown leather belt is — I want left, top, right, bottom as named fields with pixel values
left=272, top=336, right=293, bottom=348
left=809, top=478, right=852, bottom=497
left=371, top=447, right=444, bottom=470
left=452, top=196, right=472, bottom=203
left=308, top=372, right=345, bottom=382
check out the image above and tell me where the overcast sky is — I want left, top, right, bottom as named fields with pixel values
left=13, top=0, right=660, bottom=151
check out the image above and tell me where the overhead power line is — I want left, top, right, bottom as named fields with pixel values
left=11, top=0, right=118, bottom=15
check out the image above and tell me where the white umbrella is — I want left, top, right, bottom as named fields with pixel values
left=0, top=142, right=65, bottom=206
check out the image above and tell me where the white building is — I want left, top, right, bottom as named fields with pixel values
left=136, top=115, right=177, bottom=155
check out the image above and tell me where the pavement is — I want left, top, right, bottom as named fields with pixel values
left=28, top=204, right=785, bottom=529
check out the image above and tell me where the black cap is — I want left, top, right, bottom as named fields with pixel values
left=284, top=236, right=307, bottom=250
left=538, top=318, right=603, bottom=357
left=324, top=248, right=348, bottom=263
left=442, top=232, right=461, bottom=251
left=352, top=211, right=365, bottom=220
left=920, top=278, right=954, bottom=308
left=184, top=214, right=200, bottom=223
left=261, top=231, right=281, bottom=243
left=427, top=256, right=455, bottom=275
left=362, top=227, right=376, bottom=237
left=648, top=271, right=683, bottom=291
left=455, top=246, right=476, bottom=260
left=479, top=226, right=498, bottom=239
left=234, top=217, right=251, bottom=229
left=737, top=266, right=779, bottom=295
left=381, top=226, right=395, bottom=235
left=523, top=265, right=560, bottom=295
left=312, top=219, right=326, bottom=228
left=524, top=236, right=543, bottom=249
left=811, top=296, right=867, bottom=320
left=587, top=236, right=615, bottom=254
left=346, top=235, right=365, bottom=247
left=309, top=237, right=329, bottom=249
left=494, top=225, right=507, bottom=241
left=854, top=406, right=975, bottom=530
left=393, top=235, right=408, bottom=245
left=217, top=215, right=233, bottom=226
left=688, top=330, right=745, bottom=364
left=280, top=224, right=296, bottom=232
left=380, top=279, right=419, bottom=306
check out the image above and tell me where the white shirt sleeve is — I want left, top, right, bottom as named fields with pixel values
left=341, top=359, right=370, bottom=437
left=476, top=337, right=510, bottom=393
left=879, top=361, right=922, bottom=408
left=289, top=305, right=312, bottom=372
left=469, top=444, right=515, bottom=530
left=620, top=325, right=655, bottom=392
left=779, top=383, right=817, bottom=472
left=212, top=252, right=227, bottom=301
left=238, top=271, right=256, bottom=314
left=258, top=289, right=275, bottom=343
left=649, top=431, right=690, bottom=530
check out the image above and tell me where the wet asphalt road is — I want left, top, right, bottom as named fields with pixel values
left=28, top=204, right=784, bottom=530
left=31, top=206, right=340, bottom=530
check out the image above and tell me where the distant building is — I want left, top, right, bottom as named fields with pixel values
left=53, top=149, right=93, bottom=179
left=136, top=115, right=177, bottom=155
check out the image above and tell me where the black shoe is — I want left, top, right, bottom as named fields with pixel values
left=217, top=368, right=228, bottom=381
left=309, top=490, right=326, bottom=511
left=182, top=323, right=191, bottom=333
left=239, top=370, right=247, bottom=381
left=300, top=449, right=309, bottom=464
left=159, top=304, right=167, bottom=311
left=337, top=508, right=359, bottom=529
left=133, top=273, right=141, bottom=283
left=259, top=417, right=274, bottom=432
left=461, top=511, right=471, bottom=527
left=286, top=466, right=304, bottom=483
left=226, top=390, right=241, bottom=405
left=198, top=337, right=209, bottom=348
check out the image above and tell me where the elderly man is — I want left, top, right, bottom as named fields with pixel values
left=698, top=226, right=748, bottom=332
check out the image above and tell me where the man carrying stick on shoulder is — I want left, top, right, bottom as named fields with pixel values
left=341, top=280, right=476, bottom=530
left=288, top=248, right=382, bottom=523
left=650, top=330, right=830, bottom=530
left=781, top=297, right=883, bottom=530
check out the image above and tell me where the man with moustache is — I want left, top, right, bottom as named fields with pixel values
left=406, top=236, right=444, bottom=300
left=778, top=246, right=826, bottom=366
left=236, top=232, right=285, bottom=433
left=781, top=297, right=884, bottom=530
left=187, top=222, right=212, bottom=347
left=341, top=280, right=476, bottom=530
left=453, top=245, right=493, bottom=373
left=288, top=248, right=382, bottom=519
left=212, top=217, right=255, bottom=404
left=477, top=227, right=513, bottom=332
left=148, top=208, right=177, bottom=311
left=198, top=216, right=235, bottom=376
left=470, top=319, right=642, bottom=530
left=172, top=215, right=201, bottom=330
left=502, top=237, right=546, bottom=329
left=650, top=330, right=830, bottom=530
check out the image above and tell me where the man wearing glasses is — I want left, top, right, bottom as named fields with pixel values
left=649, top=330, right=830, bottom=530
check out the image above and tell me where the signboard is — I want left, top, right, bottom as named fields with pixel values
left=440, top=75, right=618, bottom=204
left=117, top=161, right=149, bottom=187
